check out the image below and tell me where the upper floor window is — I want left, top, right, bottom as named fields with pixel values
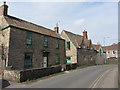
left=66, top=41, right=70, bottom=50
left=26, top=31, right=32, bottom=45
left=44, top=36, right=48, bottom=47
left=56, top=39, right=60, bottom=49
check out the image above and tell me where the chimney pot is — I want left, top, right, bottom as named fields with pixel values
left=83, top=30, right=88, bottom=39
left=54, top=23, right=59, bottom=33
left=0, top=1, right=8, bottom=16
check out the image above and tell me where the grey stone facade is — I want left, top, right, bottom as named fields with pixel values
left=0, top=3, right=66, bottom=71
left=77, top=49, right=97, bottom=66
left=7, top=27, right=65, bottom=70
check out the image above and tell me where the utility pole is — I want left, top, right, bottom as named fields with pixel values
left=103, top=37, right=109, bottom=46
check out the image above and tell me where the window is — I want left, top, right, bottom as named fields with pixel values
left=26, top=31, right=32, bottom=45
left=44, top=36, right=48, bottom=47
left=56, top=39, right=60, bottom=49
left=66, top=41, right=70, bottom=50
left=24, top=53, right=33, bottom=68
left=113, top=51, right=116, bottom=54
left=56, top=54, right=60, bottom=65
left=66, top=56, right=71, bottom=64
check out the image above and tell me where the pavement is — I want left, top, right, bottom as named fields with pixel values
left=95, top=68, right=118, bottom=88
left=4, top=65, right=118, bottom=88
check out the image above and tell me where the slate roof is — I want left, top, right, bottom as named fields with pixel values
left=62, top=30, right=93, bottom=48
left=3, top=15, right=62, bottom=39
left=62, top=30, right=83, bottom=48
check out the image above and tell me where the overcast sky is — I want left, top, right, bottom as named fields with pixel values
left=0, top=1, right=118, bottom=46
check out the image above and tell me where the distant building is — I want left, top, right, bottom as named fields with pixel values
left=92, top=44, right=106, bottom=64
left=61, top=30, right=97, bottom=66
left=102, top=44, right=118, bottom=59
left=102, top=44, right=118, bottom=64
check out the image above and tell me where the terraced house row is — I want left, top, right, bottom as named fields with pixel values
left=0, top=3, right=106, bottom=82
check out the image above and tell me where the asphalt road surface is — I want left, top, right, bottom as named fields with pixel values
left=7, top=65, right=118, bottom=88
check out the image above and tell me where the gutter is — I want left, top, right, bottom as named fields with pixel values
left=0, top=25, right=10, bottom=31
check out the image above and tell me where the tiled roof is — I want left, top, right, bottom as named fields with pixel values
left=3, top=15, right=62, bottom=39
left=102, top=44, right=118, bottom=51
left=92, top=44, right=101, bottom=50
left=85, top=40, right=91, bottom=47
left=76, top=38, right=83, bottom=46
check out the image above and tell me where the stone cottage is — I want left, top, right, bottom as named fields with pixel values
left=61, top=30, right=97, bottom=66
left=0, top=2, right=66, bottom=81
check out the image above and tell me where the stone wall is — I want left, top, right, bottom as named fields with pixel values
left=95, top=53, right=106, bottom=65
left=0, top=28, right=10, bottom=75
left=61, top=31, right=77, bottom=64
left=4, top=65, right=62, bottom=82
left=7, top=27, right=66, bottom=70
left=77, top=49, right=97, bottom=66
left=106, top=57, right=118, bottom=64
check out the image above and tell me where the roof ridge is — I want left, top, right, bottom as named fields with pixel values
left=3, top=15, right=62, bottom=39
left=63, top=30, right=83, bottom=37
left=6, top=15, right=55, bottom=33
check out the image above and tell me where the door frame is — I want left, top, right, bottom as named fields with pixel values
left=42, top=51, right=49, bottom=68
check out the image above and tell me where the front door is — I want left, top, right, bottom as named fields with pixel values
left=43, top=56, right=48, bottom=68
left=43, top=53, right=48, bottom=68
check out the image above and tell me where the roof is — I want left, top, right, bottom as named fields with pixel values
left=76, top=38, right=83, bottom=46
left=102, top=44, right=118, bottom=51
left=62, top=30, right=93, bottom=48
left=3, top=15, right=62, bottom=39
left=85, top=40, right=91, bottom=47
left=62, top=30, right=84, bottom=48
left=92, top=44, right=101, bottom=50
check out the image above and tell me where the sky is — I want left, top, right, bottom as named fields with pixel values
left=0, top=0, right=118, bottom=46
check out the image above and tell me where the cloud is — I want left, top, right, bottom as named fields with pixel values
left=7, top=2, right=117, bottom=46
left=1, top=0, right=119, bottom=2
left=74, top=19, right=85, bottom=27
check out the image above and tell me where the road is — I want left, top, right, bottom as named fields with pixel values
left=7, top=65, right=118, bottom=88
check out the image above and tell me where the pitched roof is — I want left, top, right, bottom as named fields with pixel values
left=62, top=30, right=83, bottom=48
left=102, top=44, right=118, bottom=51
left=85, top=40, right=91, bottom=47
left=92, top=44, right=101, bottom=50
left=76, top=38, right=83, bottom=46
left=62, top=30, right=92, bottom=48
left=3, top=15, right=62, bottom=39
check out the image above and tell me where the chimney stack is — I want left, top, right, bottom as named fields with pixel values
left=0, top=1, right=8, bottom=16
left=83, top=30, right=88, bottom=39
left=54, top=23, right=59, bottom=33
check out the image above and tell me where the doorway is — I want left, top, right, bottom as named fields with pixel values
left=43, top=53, right=48, bottom=68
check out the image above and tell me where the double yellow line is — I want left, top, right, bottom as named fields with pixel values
left=89, top=69, right=113, bottom=88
